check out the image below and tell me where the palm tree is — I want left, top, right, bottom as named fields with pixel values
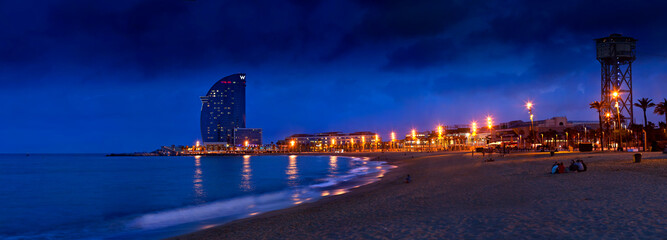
left=655, top=98, right=667, bottom=129
left=634, top=98, right=655, bottom=130
left=590, top=101, right=605, bottom=150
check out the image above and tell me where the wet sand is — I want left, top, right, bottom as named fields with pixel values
left=171, top=151, right=667, bottom=239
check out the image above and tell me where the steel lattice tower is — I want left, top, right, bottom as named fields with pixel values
left=595, top=34, right=636, bottom=125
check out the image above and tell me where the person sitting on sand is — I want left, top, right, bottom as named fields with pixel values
left=578, top=160, right=587, bottom=172
left=568, top=160, right=578, bottom=172
left=551, top=162, right=559, bottom=174
left=557, top=162, right=566, bottom=174
left=405, top=174, right=411, bottom=183
left=574, top=160, right=584, bottom=172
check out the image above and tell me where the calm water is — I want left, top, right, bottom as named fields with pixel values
left=0, top=154, right=392, bottom=239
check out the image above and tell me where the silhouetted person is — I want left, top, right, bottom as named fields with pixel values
left=405, top=174, right=411, bottom=183
left=551, top=162, right=559, bottom=174
left=578, top=160, right=587, bottom=172
left=557, top=162, right=566, bottom=174
left=569, top=160, right=578, bottom=172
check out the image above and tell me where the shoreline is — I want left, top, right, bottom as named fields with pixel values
left=171, top=151, right=667, bottom=239
left=168, top=151, right=456, bottom=239
left=140, top=152, right=401, bottom=239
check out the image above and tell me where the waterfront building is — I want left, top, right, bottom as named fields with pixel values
left=233, top=128, right=263, bottom=147
left=200, top=73, right=246, bottom=146
left=283, top=131, right=381, bottom=151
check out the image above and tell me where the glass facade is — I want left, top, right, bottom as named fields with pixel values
left=200, top=73, right=246, bottom=144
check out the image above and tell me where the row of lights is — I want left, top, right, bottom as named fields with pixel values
left=198, top=94, right=632, bottom=149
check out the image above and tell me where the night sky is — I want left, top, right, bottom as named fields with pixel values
left=1, top=0, right=666, bottom=153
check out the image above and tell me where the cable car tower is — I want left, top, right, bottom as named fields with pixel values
left=595, top=34, right=636, bottom=125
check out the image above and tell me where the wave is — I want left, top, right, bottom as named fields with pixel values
left=127, top=159, right=394, bottom=232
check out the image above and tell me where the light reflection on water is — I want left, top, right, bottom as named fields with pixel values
left=286, top=155, right=299, bottom=187
left=0, top=154, right=395, bottom=240
left=240, top=155, right=253, bottom=191
left=193, top=156, right=205, bottom=202
left=328, top=156, right=338, bottom=177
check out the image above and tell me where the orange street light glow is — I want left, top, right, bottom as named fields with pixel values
left=244, top=140, right=249, bottom=147
left=612, top=91, right=619, bottom=98
left=290, top=140, right=295, bottom=147
left=331, top=139, right=335, bottom=145
left=375, top=134, right=379, bottom=142
left=471, top=121, right=477, bottom=136
left=437, top=125, right=443, bottom=137
left=362, top=136, right=366, bottom=143
left=391, top=132, right=396, bottom=141
left=411, top=129, right=416, bottom=140
left=486, top=116, right=493, bottom=130
left=526, top=102, right=533, bottom=110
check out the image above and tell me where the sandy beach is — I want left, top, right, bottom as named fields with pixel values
left=171, top=151, right=667, bottom=240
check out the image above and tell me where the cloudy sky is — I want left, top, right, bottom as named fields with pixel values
left=1, top=0, right=666, bottom=153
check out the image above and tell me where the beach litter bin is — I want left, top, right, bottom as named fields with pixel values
left=634, top=153, right=642, bottom=163
left=550, top=151, right=555, bottom=156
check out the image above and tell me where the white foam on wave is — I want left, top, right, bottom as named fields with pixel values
left=128, top=158, right=395, bottom=231
left=128, top=190, right=295, bottom=230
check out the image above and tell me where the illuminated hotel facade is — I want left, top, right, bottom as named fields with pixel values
left=200, top=73, right=247, bottom=146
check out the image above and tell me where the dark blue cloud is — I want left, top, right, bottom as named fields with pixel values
left=1, top=0, right=666, bottom=153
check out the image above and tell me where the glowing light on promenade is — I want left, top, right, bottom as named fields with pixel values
left=471, top=121, right=477, bottom=136
left=331, top=139, right=335, bottom=145
left=486, top=116, right=493, bottom=130
left=244, top=140, right=249, bottom=147
left=196, top=141, right=200, bottom=147
left=437, top=125, right=443, bottom=138
left=391, top=132, right=396, bottom=141
left=375, top=134, right=379, bottom=142
left=411, top=129, right=416, bottom=140
left=362, top=136, right=365, bottom=143
left=290, top=140, right=295, bottom=147
left=526, top=101, right=535, bottom=146
left=612, top=90, right=623, bottom=150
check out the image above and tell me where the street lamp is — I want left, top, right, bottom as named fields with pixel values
left=526, top=102, right=535, bottom=148
left=362, top=136, right=366, bottom=151
left=613, top=91, right=623, bottom=151
left=471, top=121, right=478, bottom=148
left=605, top=112, right=611, bottom=150
left=487, top=116, right=493, bottom=130
left=411, top=129, right=416, bottom=151
left=437, top=125, right=443, bottom=150
left=487, top=116, right=493, bottom=146
left=391, top=131, right=396, bottom=151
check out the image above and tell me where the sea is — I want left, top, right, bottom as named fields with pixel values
left=0, top=154, right=393, bottom=239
